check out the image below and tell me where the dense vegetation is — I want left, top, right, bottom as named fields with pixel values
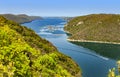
left=64, top=14, right=120, bottom=43
left=1, top=14, right=42, bottom=23
left=0, top=16, right=81, bottom=77
left=108, top=60, right=120, bottom=77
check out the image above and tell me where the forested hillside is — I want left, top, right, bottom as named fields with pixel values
left=0, top=16, right=81, bottom=77
left=1, top=14, right=42, bottom=23
left=64, top=14, right=120, bottom=43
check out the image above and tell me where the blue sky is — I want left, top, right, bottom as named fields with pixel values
left=0, top=0, right=120, bottom=16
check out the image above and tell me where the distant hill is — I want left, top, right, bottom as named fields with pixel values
left=62, top=17, right=74, bottom=21
left=0, top=16, right=81, bottom=77
left=64, top=14, right=120, bottom=43
left=0, top=14, right=42, bottom=23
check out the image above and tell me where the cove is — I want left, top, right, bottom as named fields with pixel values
left=22, top=18, right=117, bottom=77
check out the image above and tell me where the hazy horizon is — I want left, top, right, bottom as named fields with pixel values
left=1, top=13, right=120, bottom=17
left=1, top=0, right=120, bottom=16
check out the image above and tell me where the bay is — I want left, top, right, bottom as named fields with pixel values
left=22, top=18, right=117, bottom=77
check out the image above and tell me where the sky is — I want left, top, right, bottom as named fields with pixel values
left=0, top=0, right=120, bottom=17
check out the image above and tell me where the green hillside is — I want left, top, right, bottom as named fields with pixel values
left=64, top=14, right=120, bottom=43
left=0, top=16, right=81, bottom=77
left=1, top=14, right=42, bottom=23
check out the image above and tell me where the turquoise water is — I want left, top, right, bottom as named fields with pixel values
left=22, top=18, right=117, bottom=77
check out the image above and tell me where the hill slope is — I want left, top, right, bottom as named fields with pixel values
left=64, top=14, right=120, bottom=43
left=1, top=14, right=42, bottom=23
left=0, top=16, right=81, bottom=77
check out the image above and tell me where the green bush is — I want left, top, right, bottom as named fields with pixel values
left=0, top=16, right=81, bottom=77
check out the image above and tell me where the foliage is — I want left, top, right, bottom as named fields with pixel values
left=64, top=14, right=120, bottom=42
left=108, top=60, right=120, bottom=77
left=0, top=14, right=42, bottom=23
left=0, top=16, right=81, bottom=77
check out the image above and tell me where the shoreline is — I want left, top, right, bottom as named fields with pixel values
left=20, top=19, right=42, bottom=24
left=67, top=38, right=120, bottom=45
left=64, top=30, right=120, bottom=45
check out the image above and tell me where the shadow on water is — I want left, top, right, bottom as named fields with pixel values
left=70, top=41, right=120, bottom=60
left=22, top=18, right=117, bottom=77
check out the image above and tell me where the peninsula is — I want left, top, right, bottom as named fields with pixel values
left=64, top=14, right=120, bottom=44
left=1, top=14, right=42, bottom=23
